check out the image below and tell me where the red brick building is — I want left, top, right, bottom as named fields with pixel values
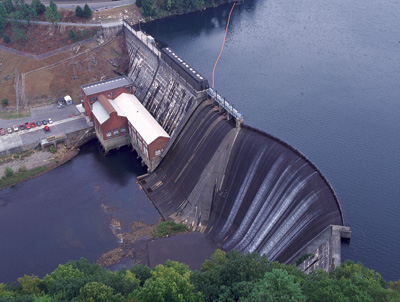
left=81, top=76, right=133, bottom=117
left=81, top=77, right=170, bottom=171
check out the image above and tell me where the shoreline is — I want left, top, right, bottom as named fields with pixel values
left=0, top=144, right=80, bottom=191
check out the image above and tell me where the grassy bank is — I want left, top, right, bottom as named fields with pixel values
left=152, top=221, right=189, bottom=238
left=0, top=166, right=48, bottom=189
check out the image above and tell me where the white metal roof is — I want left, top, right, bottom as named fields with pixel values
left=114, top=93, right=170, bottom=145
left=92, top=101, right=110, bottom=125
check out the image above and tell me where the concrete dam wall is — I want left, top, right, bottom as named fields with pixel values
left=124, top=24, right=345, bottom=266
left=138, top=100, right=343, bottom=264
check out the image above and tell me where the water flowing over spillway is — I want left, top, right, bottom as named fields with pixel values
left=139, top=101, right=343, bottom=263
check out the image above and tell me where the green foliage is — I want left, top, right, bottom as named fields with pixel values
left=249, top=269, right=306, bottom=302
left=1, top=98, right=9, bottom=107
left=48, top=145, right=56, bottom=153
left=45, top=0, right=60, bottom=25
left=0, top=2, right=8, bottom=35
left=79, top=282, right=114, bottom=302
left=82, top=4, right=92, bottom=19
left=138, top=0, right=236, bottom=18
left=68, top=29, right=77, bottom=42
left=12, top=25, right=26, bottom=41
left=191, top=250, right=271, bottom=301
left=4, top=166, right=13, bottom=178
left=130, top=264, right=152, bottom=286
left=3, top=0, right=14, bottom=13
left=136, top=261, right=203, bottom=302
left=75, top=5, right=83, bottom=17
left=0, top=165, right=47, bottom=189
left=11, top=1, right=37, bottom=25
left=17, top=275, right=42, bottom=296
left=152, top=220, right=189, bottom=238
left=31, top=0, right=45, bottom=15
left=3, top=33, right=11, bottom=43
left=1, top=253, right=400, bottom=302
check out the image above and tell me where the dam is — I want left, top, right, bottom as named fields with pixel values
left=118, top=21, right=350, bottom=271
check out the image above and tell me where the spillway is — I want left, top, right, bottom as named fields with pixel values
left=139, top=100, right=343, bottom=264
left=123, top=23, right=345, bottom=267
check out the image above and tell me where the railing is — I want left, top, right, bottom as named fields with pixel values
left=207, top=88, right=244, bottom=124
left=122, top=20, right=160, bottom=57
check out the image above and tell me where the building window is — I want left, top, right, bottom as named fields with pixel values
left=138, top=140, right=142, bottom=149
left=113, top=128, right=119, bottom=136
left=144, top=149, right=148, bottom=158
left=132, top=132, right=137, bottom=143
left=106, top=130, right=112, bottom=138
left=155, top=150, right=161, bottom=156
left=89, top=97, right=95, bottom=103
left=112, top=90, right=116, bottom=97
left=107, top=92, right=111, bottom=98
left=121, top=126, right=126, bottom=134
left=126, top=87, right=131, bottom=93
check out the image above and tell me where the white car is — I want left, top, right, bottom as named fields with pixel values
left=13, top=125, right=19, bottom=132
left=48, top=118, right=53, bottom=124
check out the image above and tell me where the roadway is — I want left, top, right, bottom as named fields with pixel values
left=25, top=0, right=135, bottom=10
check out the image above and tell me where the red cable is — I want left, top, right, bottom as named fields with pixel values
left=212, top=2, right=236, bottom=88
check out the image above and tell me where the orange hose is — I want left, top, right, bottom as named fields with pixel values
left=212, top=2, right=236, bottom=88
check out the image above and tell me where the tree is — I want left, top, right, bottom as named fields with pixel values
left=68, top=29, right=77, bottom=42
left=31, top=0, right=46, bottom=15
left=17, top=275, right=42, bottom=295
left=12, top=26, right=26, bottom=41
left=75, top=5, right=83, bottom=17
left=79, top=282, right=114, bottom=302
left=3, top=0, right=14, bottom=13
left=137, top=261, right=203, bottom=302
left=3, top=33, right=10, bottom=43
left=249, top=269, right=306, bottom=302
left=82, top=3, right=92, bottom=19
left=0, top=2, right=8, bottom=35
left=12, top=3, right=36, bottom=26
left=44, top=0, right=60, bottom=25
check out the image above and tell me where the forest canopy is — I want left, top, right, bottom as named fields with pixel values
left=1, top=250, right=400, bottom=302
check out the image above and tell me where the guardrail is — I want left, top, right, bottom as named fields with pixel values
left=207, top=88, right=244, bottom=126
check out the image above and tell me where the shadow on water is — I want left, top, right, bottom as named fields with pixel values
left=0, top=140, right=160, bottom=283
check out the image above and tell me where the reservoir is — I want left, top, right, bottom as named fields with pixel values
left=141, top=0, right=400, bottom=280
left=1, top=0, right=399, bottom=283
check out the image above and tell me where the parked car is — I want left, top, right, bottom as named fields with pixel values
left=7, top=128, right=12, bottom=134
left=13, top=125, right=19, bottom=132
left=36, top=121, right=41, bottom=127
left=48, top=118, right=53, bottom=124
left=44, top=125, right=50, bottom=132
left=25, top=122, right=30, bottom=130
left=42, top=120, right=47, bottom=125
left=0, top=128, right=5, bottom=136
left=30, top=121, right=36, bottom=128
left=19, top=124, right=25, bottom=130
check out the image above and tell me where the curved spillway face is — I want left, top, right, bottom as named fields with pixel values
left=140, top=104, right=343, bottom=263
left=206, top=126, right=343, bottom=263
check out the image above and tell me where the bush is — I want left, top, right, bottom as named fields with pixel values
left=18, top=165, right=27, bottom=172
left=4, top=166, right=13, bottom=178
left=49, top=145, right=56, bottom=154
left=1, top=98, right=9, bottom=107
left=3, top=33, right=10, bottom=43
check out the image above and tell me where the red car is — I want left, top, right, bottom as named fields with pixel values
left=30, top=122, right=36, bottom=128
left=24, top=122, right=30, bottom=130
left=0, top=128, right=5, bottom=136
left=44, top=125, right=50, bottom=132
